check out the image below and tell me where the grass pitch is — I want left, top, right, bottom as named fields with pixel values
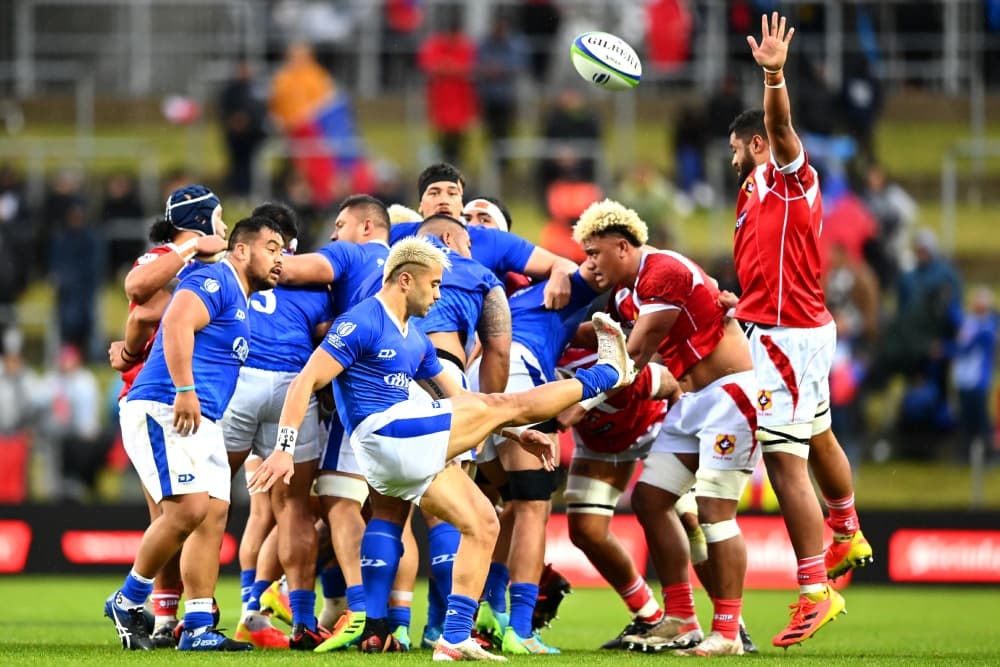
left=0, top=576, right=997, bottom=665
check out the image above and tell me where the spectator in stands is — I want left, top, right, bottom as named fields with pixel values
left=518, top=0, right=561, bottom=83
left=840, top=53, right=883, bottom=165
left=614, top=162, right=682, bottom=248
left=34, top=343, right=102, bottom=501
left=539, top=150, right=600, bottom=262
left=269, top=42, right=337, bottom=207
left=0, top=328, right=33, bottom=436
left=476, top=11, right=528, bottom=177
left=100, top=171, right=146, bottom=277
left=37, top=168, right=85, bottom=278
left=862, top=162, right=918, bottom=291
left=219, top=59, right=268, bottom=202
left=49, top=200, right=104, bottom=358
left=951, top=286, right=998, bottom=464
left=418, top=7, right=478, bottom=166
left=538, top=88, right=601, bottom=198
left=381, top=0, right=424, bottom=88
left=0, top=165, right=32, bottom=316
left=672, top=103, right=709, bottom=197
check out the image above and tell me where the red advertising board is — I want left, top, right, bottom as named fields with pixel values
left=0, top=520, right=31, bottom=573
left=62, top=530, right=238, bottom=566
left=543, top=513, right=648, bottom=588
left=889, top=529, right=1000, bottom=583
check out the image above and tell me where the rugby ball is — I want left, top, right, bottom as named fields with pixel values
left=570, top=31, right=642, bottom=91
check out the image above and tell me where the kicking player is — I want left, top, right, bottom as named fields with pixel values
left=223, top=202, right=333, bottom=650
left=108, top=184, right=227, bottom=647
left=729, top=12, right=871, bottom=647
left=105, top=216, right=284, bottom=651
left=249, top=236, right=635, bottom=661
left=574, top=199, right=759, bottom=656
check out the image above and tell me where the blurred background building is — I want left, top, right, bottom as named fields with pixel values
left=0, top=0, right=998, bottom=505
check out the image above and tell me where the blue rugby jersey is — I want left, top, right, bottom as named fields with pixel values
left=244, top=283, right=334, bottom=372
left=390, top=222, right=534, bottom=279
left=321, top=296, right=444, bottom=434
left=128, top=260, right=252, bottom=420
left=508, top=271, right=600, bottom=378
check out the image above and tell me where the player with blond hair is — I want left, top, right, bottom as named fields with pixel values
left=574, top=199, right=759, bottom=656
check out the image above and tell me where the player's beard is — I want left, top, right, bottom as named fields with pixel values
left=737, top=150, right=755, bottom=184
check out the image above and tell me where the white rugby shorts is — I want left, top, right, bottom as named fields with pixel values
left=221, top=366, right=321, bottom=463
left=747, top=321, right=835, bottom=429
left=572, top=420, right=661, bottom=465
left=120, top=399, right=230, bottom=504
left=645, top=370, right=761, bottom=472
left=350, top=398, right=454, bottom=504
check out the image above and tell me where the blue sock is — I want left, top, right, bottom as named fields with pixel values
left=118, top=569, right=154, bottom=609
left=240, top=569, right=256, bottom=606
left=246, top=580, right=271, bottom=612
left=427, top=523, right=460, bottom=629
left=320, top=567, right=346, bottom=599
left=508, top=582, right=539, bottom=638
left=184, top=597, right=215, bottom=634
left=346, top=584, right=367, bottom=613
left=289, top=589, right=317, bottom=628
left=361, top=519, right=403, bottom=619
left=388, top=605, right=411, bottom=632
left=485, top=562, right=510, bottom=613
left=441, top=594, right=478, bottom=645
left=576, top=363, right=620, bottom=399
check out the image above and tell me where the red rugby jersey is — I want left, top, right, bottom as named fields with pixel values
left=733, top=152, right=832, bottom=328
left=118, top=245, right=175, bottom=400
left=613, top=250, right=727, bottom=380
left=559, top=347, right=668, bottom=454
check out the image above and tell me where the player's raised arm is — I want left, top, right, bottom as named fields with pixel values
left=747, top=11, right=801, bottom=168
left=277, top=251, right=336, bottom=285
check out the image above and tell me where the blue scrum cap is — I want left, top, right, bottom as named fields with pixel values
left=165, top=184, right=220, bottom=236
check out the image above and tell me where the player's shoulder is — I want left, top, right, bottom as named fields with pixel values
left=133, top=244, right=172, bottom=267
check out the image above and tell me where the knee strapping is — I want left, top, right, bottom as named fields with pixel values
left=564, top=475, right=622, bottom=516
left=757, top=422, right=812, bottom=459
left=638, top=452, right=695, bottom=496
left=695, top=468, right=751, bottom=501
left=507, top=469, right=559, bottom=501
left=700, top=519, right=741, bottom=543
left=314, top=474, right=369, bottom=504
left=673, top=489, right=698, bottom=518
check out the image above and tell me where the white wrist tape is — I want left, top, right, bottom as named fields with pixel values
left=498, top=424, right=529, bottom=441
left=578, top=391, right=608, bottom=412
left=276, top=425, right=298, bottom=456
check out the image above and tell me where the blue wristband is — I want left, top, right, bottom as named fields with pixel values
left=174, top=385, right=196, bottom=393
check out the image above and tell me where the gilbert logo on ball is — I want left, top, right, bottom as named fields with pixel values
left=570, top=31, right=642, bottom=90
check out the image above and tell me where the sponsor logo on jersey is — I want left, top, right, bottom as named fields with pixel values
left=325, top=333, right=345, bottom=349
left=232, top=336, right=249, bottom=362
left=177, top=473, right=195, bottom=483
left=377, top=349, right=397, bottom=360
left=736, top=209, right=748, bottom=230
left=756, top=389, right=773, bottom=412
left=383, top=372, right=410, bottom=389
left=336, top=321, right=357, bottom=337
left=714, top=434, right=736, bottom=456
left=201, top=278, right=221, bottom=293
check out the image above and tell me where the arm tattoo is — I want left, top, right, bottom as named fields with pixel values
left=478, top=286, right=512, bottom=340
left=422, top=377, right=447, bottom=399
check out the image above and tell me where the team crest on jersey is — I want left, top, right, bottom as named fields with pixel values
left=235, top=308, right=246, bottom=321
left=714, top=434, right=736, bottom=456
left=757, top=390, right=773, bottom=413
left=202, top=278, right=221, bottom=293
left=336, top=321, right=357, bottom=337
left=743, top=177, right=755, bottom=194
left=232, top=336, right=249, bottom=362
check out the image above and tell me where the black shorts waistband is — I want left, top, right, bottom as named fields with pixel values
left=435, top=347, right=466, bottom=372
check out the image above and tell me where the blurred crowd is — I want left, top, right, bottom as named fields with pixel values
left=1, top=0, right=998, bottom=504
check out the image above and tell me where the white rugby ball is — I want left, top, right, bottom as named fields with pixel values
left=570, top=31, right=642, bottom=91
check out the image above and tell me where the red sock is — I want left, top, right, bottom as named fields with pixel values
left=711, top=599, right=742, bottom=641
left=797, top=555, right=827, bottom=590
left=662, top=583, right=696, bottom=619
left=824, top=494, right=859, bottom=535
left=151, top=589, right=180, bottom=621
left=616, top=576, right=662, bottom=623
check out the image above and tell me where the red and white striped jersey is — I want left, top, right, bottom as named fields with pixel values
left=733, top=152, right=832, bottom=328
